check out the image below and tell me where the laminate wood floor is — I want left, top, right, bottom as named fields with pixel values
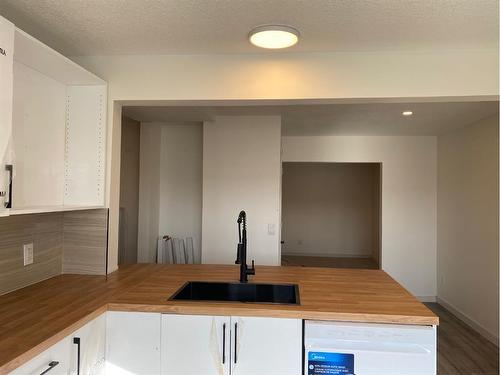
left=425, top=303, right=499, bottom=375
left=281, top=255, right=379, bottom=269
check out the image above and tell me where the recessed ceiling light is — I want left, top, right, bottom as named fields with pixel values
left=402, top=111, right=413, bottom=116
left=249, top=25, right=300, bottom=49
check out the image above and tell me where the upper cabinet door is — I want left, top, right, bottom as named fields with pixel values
left=0, top=15, right=14, bottom=215
left=231, top=316, right=302, bottom=375
left=162, top=314, right=231, bottom=375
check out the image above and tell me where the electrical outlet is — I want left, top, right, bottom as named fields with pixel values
left=298, top=239, right=303, bottom=245
left=23, top=243, right=33, bottom=266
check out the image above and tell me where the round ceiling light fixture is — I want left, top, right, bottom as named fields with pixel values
left=249, top=25, right=300, bottom=49
left=402, top=111, right=413, bottom=116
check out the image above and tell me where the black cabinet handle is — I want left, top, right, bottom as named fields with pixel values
left=4, top=164, right=12, bottom=209
left=73, top=337, right=81, bottom=375
left=234, top=322, right=238, bottom=364
left=39, top=361, right=59, bottom=375
left=222, top=323, right=226, bottom=364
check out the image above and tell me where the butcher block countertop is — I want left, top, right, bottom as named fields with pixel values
left=0, top=264, right=438, bottom=374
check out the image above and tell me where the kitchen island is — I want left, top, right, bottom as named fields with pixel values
left=0, top=264, right=438, bottom=374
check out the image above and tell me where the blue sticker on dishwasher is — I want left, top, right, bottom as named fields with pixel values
left=307, top=352, right=354, bottom=375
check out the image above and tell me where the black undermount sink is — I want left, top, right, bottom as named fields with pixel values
left=169, top=281, right=300, bottom=305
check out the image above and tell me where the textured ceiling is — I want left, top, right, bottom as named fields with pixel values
left=0, top=0, right=498, bottom=56
left=123, top=101, right=499, bottom=136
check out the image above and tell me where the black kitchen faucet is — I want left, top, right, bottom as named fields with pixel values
left=235, top=210, right=255, bottom=283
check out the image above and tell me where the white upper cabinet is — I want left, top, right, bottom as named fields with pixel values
left=0, top=15, right=107, bottom=215
left=0, top=15, right=14, bottom=216
left=12, top=61, right=67, bottom=208
left=64, top=85, right=106, bottom=207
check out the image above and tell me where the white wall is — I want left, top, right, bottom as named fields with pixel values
left=137, top=122, right=203, bottom=263
left=76, top=51, right=498, bottom=103
left=158, top=123, right=203, bottom=263
left=437, top=114, right=499, bottom=343
left=282, top=136, right=437, bottom=298
left=73, top=50, right=498, bottom=272
left=282, top=162, right=380, bottom=259
left=202, top=116, right=282, bottom=265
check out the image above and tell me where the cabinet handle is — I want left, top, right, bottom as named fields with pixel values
left=234, top=322, right=238, bottom=364
left=222, top=323, right=226, bottom=364
left=39, top=361, right=59, bottom=375
left=73, top=337, right=81, bottom=375
left=4, top=164, right=12, bottom=209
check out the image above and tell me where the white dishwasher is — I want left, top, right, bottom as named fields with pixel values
left=304, top=320, right=436, bottom=375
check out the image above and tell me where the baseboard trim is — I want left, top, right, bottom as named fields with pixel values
left=416, top=296, right=437, bottom=303
left=281, top=252, right=373, bottom=259
left=437, top=297, right=499, bottom=346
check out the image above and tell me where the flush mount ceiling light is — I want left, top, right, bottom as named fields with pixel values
left=249, top=25, right=300, bottom=49
left=402, top=111, right=413, bottom=116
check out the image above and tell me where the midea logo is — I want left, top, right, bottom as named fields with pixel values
left=0, top=47, right=6, bottom=56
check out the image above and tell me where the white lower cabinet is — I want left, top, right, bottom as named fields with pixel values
left=9, top=336, right=72, bottom=375
left=10, top=313, right=105, bottom=375
left=161, top=314, right=302, bottom=375
left=105, top=311, right=161, bottom=375
left=9, top=312, right=301, bottom=375
left=162, top=314, right=231, bottom=375
left=70, top=313, right=106, bottom=375
left=230, top=316, right=302, bottom=375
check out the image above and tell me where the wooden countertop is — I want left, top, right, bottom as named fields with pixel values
left=0, top=264, right=438, bottom=374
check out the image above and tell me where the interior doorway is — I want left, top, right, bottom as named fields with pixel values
left=281, top=162, right=382, bottom=269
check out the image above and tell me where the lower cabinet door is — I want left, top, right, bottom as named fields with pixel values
left=9, top=336, right=71, bottom=375
left=70, top=313, right=106, bottom=375
left=106, top=311, right=161, bottom=375
left=231, top=316, right=302, bottom=375
left=161, top=314, right=231, bottom=375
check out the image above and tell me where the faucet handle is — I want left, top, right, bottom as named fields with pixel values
left=248, top=260, right=256, bottom=275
